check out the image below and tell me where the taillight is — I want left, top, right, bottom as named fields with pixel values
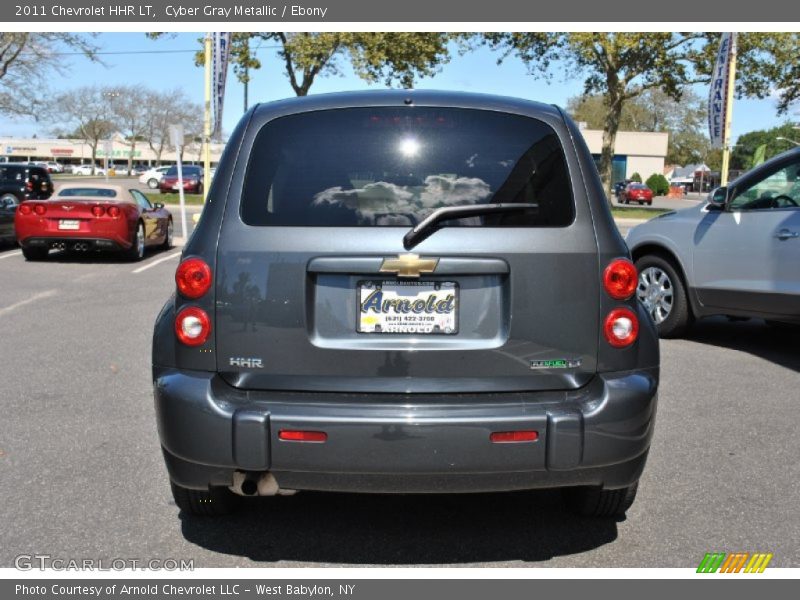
left=279, top=430, right=328, bottom=443
left=490, top=431, right=539, bottom=443
left=33, top=204, right=46, bottom=216
left=91, top=205, right=105, bottom=217
left=19, top=204, right=32, bottom=215
left=107, top=205, right=121, bottom=218
left=604, top=307, right=639, bottom=348
left=175, top=258, right=212, bottom=299
left=174, top=307, right=211, bottom=346
left=603, top=258, right=637, bottom=300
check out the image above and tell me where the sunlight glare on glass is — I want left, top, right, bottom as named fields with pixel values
left=399, top=138, right=421, bottom=157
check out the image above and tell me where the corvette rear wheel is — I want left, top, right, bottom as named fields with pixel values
left=22, top=246, right=49, bottom=261
left=125, top=222, right=146, bottom=261
left=162, top=218, right=173, bottom=249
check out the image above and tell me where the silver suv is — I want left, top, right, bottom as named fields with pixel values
left=152, top=91, right=659, bottom=518
left=628, top=148, right=800, bottom=337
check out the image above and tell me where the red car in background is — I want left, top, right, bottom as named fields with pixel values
left=159, top=165, right=204, bottom=195
left=619, top=183, right=654, bottom=205
left=14, top=184, right=173, bottom=262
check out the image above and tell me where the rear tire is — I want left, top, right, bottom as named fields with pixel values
left=22, top=246, right=48, bottom=261
left=125, top=222, right=146, bottom=261
left=162, top=218, right=173, bottom=250
left=563, top=482, right=638, bottom=518
left=170, top=481, right=240, bottom=516
left=635, top=254, right=692, bottom=338
left=147, top=178, right=159, bottom=189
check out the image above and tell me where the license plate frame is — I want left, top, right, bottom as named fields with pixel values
left=357, top=280, right=459, bottom=335
left=58, top=219, right=80, bottom=230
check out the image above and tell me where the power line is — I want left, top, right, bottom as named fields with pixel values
left=18, top=46, right=281, bottom=57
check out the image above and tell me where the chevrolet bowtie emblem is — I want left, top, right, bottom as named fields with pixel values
left=379, top=253, right=439, bottom=278
left=62, top=205, right=74, bottom=211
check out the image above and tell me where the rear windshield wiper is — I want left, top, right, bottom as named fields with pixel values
left=402, top=203, right=539, bottom=250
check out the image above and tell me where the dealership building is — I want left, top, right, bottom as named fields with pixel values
left=1, top=129, right=668, bottom=180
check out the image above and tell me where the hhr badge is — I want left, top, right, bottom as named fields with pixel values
left=229, top=357, right=263, bottom=368
left=379, top=253, right=439, bottom=278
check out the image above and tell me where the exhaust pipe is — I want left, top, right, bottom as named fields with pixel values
left=230, top=472, right=297, bottom=497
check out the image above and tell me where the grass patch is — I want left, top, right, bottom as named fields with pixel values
left=610, top=206, right=671, bottom=220
left=145, top=193, right=205, bottom=206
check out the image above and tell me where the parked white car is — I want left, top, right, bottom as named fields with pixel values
left=71, top=164, right=106, bottom=176
left=139, top=165, right=170, bottom=189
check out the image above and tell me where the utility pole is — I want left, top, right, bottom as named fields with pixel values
left=203, top=33, right=212, bottom=203
left=243, top=37, right=249, bottom=112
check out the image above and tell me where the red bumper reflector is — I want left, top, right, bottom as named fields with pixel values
left=279, top=430, right=328, bottom=443
left=490, top=430, right=539, bottom=443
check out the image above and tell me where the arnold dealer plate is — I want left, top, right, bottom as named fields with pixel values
left=358, top=281, right=458, bottom=334
left=58, top=219, right=79, bottom=230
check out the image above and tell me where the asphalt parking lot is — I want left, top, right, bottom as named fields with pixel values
left=0, top=231, right=797, bottom=568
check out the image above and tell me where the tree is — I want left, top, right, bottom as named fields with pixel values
left=150, top=32, right=455, bottom=97
left=730, top=123, right=800, bottom=170
left=485, top=33, right=800, bottom=197
left=50, top=86, right=115, bottom=175
left=109, top=86, right=149, bottom=172
left=0, top=33, right=98, bottom=117
left=567, top=88, right=711, bottom=166
left=645, top=173, right=670, bottom=196
left=142, top=89, right=203, bottom=165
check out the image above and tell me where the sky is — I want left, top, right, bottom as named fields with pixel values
left=1, top=32, right=797, bottom=144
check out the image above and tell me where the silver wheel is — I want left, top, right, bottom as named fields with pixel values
left=147, top=178, right=159, bottom=189
left=637, top=266, right=674, bottom=324
left=135, top=224, right=145, bottom=258
left=165, top=219, right=173, bottom=249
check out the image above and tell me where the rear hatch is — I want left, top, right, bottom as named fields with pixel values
left=216, top=106, right=600, bottom=394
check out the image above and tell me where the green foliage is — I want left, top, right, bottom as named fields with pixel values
left=730, top=123, right=800, bottom=170
left=630, top=172, right=642, bottom=183
left=165, top=32, right=455, bottom=97
left=483, top=32, right=799, bottom=194
left=645, top=173, right=670, bottom=196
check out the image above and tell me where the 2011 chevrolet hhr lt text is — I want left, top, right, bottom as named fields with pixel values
left=153, top=91, right=659, bottom=518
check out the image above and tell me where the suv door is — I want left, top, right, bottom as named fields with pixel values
left=693, top=157, right=800, bottom=317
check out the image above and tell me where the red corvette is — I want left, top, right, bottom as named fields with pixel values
left=14, top=184, right=173, bottom=262
left=619, top=183, right=654, bottom=205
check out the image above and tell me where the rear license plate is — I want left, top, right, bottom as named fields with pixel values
left=357, top=281, right=458, bottom=334
left=58, top=219, right=79, bottom=230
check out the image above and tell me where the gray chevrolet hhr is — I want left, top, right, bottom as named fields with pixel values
left=153, top=91, right=659, bottom=518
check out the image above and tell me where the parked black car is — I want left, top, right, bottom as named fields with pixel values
left=0, top=164, right=54, bottom=204
left=0, top=164, right=53, bottom=244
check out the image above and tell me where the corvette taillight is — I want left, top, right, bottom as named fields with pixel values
left=19, top=204, right=32, bottom=215
left=174, top=307, right=211, bottom=346
left=91, top=205, right=105, bottom=217
left=604, top=307, right=639, bottom=348
left=33, top=204, right=46, bottom=216
left=175, top=258, right=212, bottom=299
left=107, top=205, right=121, bottom=218
left=603, top=259, right=637, bottom=300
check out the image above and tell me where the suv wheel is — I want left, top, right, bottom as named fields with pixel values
left=563, top=482, right=638, bottom=518
left=635, top=254, right=691, bottom=338
left=22, top=246, right=49, bottom=261
left=170, top=481, right=240, bottom=516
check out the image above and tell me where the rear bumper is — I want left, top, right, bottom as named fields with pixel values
left=20, top=236, right=129, bottom=251
left=154, top=367, right=658, bottom=493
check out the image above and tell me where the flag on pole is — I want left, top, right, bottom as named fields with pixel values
left=211, top=32, right=232, bottom=138
left=708, top=33, right=736, bottom=149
